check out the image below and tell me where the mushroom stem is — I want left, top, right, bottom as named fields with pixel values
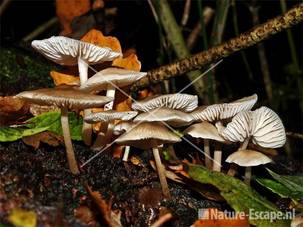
left=212, top=143, right=222, bottom=172
left=152, top=147, right=171, bottom=199
left=61, top=107, right=80, bottom=175
left=227, top=138, right=249, bottom=176
left=204, top=139, right=212, bottom=169
left=122, top=146, right=130, bottom=161
left=78, top=57, right=92, bottom=146
left=244, top=166, right=252, bottom=185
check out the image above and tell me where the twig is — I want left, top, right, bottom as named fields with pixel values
left=187, top=7, right=214, bottom=50
left=181, top=0, right=191, bottom=26
left=0, top=0, right=12, bottom=17
left=150, top=213, right=173, bottom=227
left=131, top=3, right=303, bottom=91
left=249, top=2, right=273, bottom=102
left=147, top=0, right=159, bottom=24
left=286, top=132, right=303, bottom=140
left=157, top=0, right=205, bottom=98
left=22, top=17, right=59, bottom=42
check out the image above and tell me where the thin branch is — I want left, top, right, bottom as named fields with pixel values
left=0, top=0, right=12, bottom=17
left=131, top=3, right=303, bottom=91
left=150, top=213, right=173, bottom=227
left=181, top=0, right=191, bottom=26
left=286, top=132, right=303, bottom=140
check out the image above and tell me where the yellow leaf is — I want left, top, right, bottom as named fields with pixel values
left=81, top=29, right=122, bottom=53
left=112, top=53, right=141, bottom=71
left=50, top=71, right=80, bottom=86
left=8, top=208, right=37, bottom=227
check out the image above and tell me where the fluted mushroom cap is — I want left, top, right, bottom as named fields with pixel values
left=32, top=36, right=122, bottom=66
left=115, top=122, right=181, bottom=149
left=217, top=106, right=286, bottom=148
left=226, top=149, right=272, bottom=166
left=16, top=86, right=112, bottom=109
left=132, top=93, right=198, bottom=112
left=191, top=94, right=258, bottom=122
left=133, top=107, right=194, bottom=127
left=84, top=110, right=138, bottom=123
left=79, top=68, right=147, bottom=92
left=184, top=121, right=225, bottom=142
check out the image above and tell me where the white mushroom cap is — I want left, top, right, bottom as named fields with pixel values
left=191, top=94, right=258, bottom=122
left=132, top=94, right=198, bottom=112
left=16, top=86, right=112, bottom=109
left=113, top=121, right=134, bottom=135
left=79, top=68, right=147, bottom=92
left=84, top=110, right=138, bottom=123
left=31, top=36, right=122, bottom=65
left=218, top=106, right=286, bottom=148
left=115, top=122, right=181, bottom=149
left=133, top=107, right=194, bottom=127
left=226, top=149, right=272, bottom=167
left=184, top=121, right=226, bottom=142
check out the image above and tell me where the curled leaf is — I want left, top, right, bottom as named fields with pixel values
left=50, top=71, right=80, bottom=86
left=112, top=53, right=141, bottom=71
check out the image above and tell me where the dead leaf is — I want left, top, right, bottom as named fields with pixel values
left=114, top=95, right=132, bottom=112
left=8, top=208, right=37, bottom=227
left=138, top=89, right=154, bottom=100
left=86, top=186, right=122, bottom=227
left=74, top=206, right=99, bottom=227
left=50, top=71, right=80, bottom=86
left=56, top=0, right=91, bottom=36
left=192, top=208, right=250, bottom=227
left=92, top=0, right=104, bottom=10
left=22, top=132, right=63, bottom=149
left=29, top=104, right=60, bottom=116
left=112, top=145, right=124, bottom=159
left=0, top=96, right=29, bottom=126
left=81, top=29, right=122, bottom=53
left=112, top=53, right=141, bottom=71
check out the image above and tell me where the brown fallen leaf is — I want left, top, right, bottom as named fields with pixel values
left=92, top=0, right=104, bottom=10
left=86, top=186, right=122, bottom=227
left=50, top=71, right=80, bottom=86
left=0, top=96, right=29, bottom=126
left=56, top=0, right=91, bottom=36
left=112, top=53, right=141, bottom=72
left=22, top=132, right=63, bottom=149
left=74, top=205, right=99, bottom=227
left=29, top=104, right=59, bottom=116
left=81, top=29, right=122, bottom=53
left=192, top=208, right=250, bottom=227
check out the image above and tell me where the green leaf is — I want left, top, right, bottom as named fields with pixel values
left=0, top=111, right=83, bottom=142
left=187, top=164, right=290, bottom=226
left=256, top=178, right=294, bottom=199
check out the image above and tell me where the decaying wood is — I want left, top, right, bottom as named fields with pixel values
left=131, top=3, right=303, bottom=91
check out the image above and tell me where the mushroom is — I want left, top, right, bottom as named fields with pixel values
left=189, top=94, right=258, bottom=171
left=226, top=149, right=272, bottom=184
left=217, top=106, right=286, bottom=183
left=32, top=36, right=122, bottom=145
left=115, top=122, right=181, bottom=198
left=16, top=86, right=112, bottom=175
left=184, top=121, right=226, bottom=170
left=133, top=107, right=194, bottom=127
left=132, top=94, right=198, bottom=112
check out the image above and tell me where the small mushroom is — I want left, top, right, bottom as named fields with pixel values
left=217, top=106, right=286, bottom=183
left=226, top=149, right=272, bottom=184
left=16, top=86, right=112, bottom=175
left=184, top=121, right=226, bottom=170
left=132, top=93, right=198, bottom=112
left=32, top=36, right=122, bottom=146
left=133, top=107, right=194, bottom=127
left=189, top=94, right=258, bottom=171
left=115, top=122, right=181, bottom=198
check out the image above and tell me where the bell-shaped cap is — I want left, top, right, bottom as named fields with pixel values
left=84, top=110, right=138, bottom=123
left=79, top=68, right=147, bottom=92
left=115, top=122, right=181, bottom=149
left=218, top=106, right=286, bottom=148
left=133, top=107, right=194, bottom=127
left=31, top=36, right=122, bottom=66
left=16, top=86, right=112, bottom=109
left=191, top=94, right=257, bottom=122
left=184, top=122, right=225, bottom=142
left=132, top=93, right=198, bottom=112
left=226, top=149, right=272, bottom=167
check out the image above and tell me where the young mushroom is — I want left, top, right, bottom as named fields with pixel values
left=115, top=122, right=182, bottom=198
left=190, top=94, right=258, bottom=171
left=184, top=121, right=227, bottom=170
left=16, top=86, right=112, bottom=175
left=217, top=106, right=286, bottom=183
left=31, top=36, right=122, bottom=145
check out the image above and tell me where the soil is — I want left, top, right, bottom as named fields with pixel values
left=0, top=140, right=223, bottom=226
